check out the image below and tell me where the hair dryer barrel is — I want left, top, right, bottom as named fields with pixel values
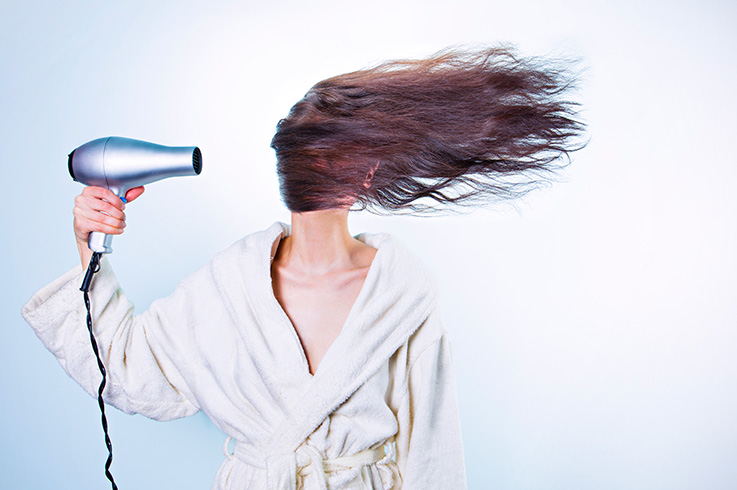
left=69, top=136, right=202, bottom=195
left=68, top=136, right=203, bottom=254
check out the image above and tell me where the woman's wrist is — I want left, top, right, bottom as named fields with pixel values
left=77, top=237, right=94, bottom=270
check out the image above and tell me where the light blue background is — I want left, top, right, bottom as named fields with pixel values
left=2, top=1, right=736, bottom=489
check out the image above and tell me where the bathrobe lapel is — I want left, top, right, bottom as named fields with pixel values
left=271, top=231, right=437, bottom=454
left=232, top=223, right=437, bottom=455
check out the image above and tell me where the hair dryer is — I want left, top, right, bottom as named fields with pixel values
left=68, top=136, right=202, bottom=254
left=66, top=137, right=201, bottom=487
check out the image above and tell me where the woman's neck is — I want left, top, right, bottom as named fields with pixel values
left=278, top=208, right=362, bottom=273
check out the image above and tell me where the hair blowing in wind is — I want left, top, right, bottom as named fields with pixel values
left=271, top=46, right=586, bottom=213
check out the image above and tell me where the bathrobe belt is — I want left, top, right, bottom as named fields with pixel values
left=223, top=437, right=395, bottom=489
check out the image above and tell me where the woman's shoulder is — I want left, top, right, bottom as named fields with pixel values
left=203, top=222, right=288, bottom=268
left=171, top=222, right=288, bottom=292
left=357, top=231, right=438, bottom=292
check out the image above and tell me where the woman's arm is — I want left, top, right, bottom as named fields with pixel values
left=21, top=185, right=200, bottom=421
left=394, top=314, right=468, bottom=489
left=21, top=255, right=202, bottom=421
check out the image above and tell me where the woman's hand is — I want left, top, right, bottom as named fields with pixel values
left=73, top=186, right=145, bottom=268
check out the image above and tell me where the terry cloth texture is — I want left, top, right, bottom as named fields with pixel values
left=22, top=222, right=467, bottom=490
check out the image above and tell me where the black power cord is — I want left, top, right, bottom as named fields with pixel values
left=80, top=252, right=119, bottom=490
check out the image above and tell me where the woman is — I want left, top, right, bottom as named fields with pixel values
left=22, top=47, right=584, bottom=489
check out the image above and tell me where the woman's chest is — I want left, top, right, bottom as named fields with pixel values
left=271, top=267, right=370, bottom=374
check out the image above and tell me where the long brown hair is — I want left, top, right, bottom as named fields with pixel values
left=271, top=46, right=585, bottom=213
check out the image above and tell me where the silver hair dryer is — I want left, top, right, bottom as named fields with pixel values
left=68, top=136, right=202, bottom=254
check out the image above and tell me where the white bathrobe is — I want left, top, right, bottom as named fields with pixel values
left=22, top=223, right=466, bottom=490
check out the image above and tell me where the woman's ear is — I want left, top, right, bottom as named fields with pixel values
left=363, top=162, right=380, bottom=189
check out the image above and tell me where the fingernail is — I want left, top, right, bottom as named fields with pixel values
left=120, top=197, right=128, bottom=204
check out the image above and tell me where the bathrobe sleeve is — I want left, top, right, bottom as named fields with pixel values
left=394, top=312, right=468, bottom=489
left=21, top=258, right=201, bottom=421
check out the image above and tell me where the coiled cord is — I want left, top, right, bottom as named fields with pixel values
left=80, top=252, right=119, bottom=490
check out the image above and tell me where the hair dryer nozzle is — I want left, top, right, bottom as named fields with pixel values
left=193, top=147, right=202, bottom=175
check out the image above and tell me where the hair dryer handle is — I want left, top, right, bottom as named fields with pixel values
left=88, top=231, right=115, bottom=254
left=87, top=186, right=126, bottom=254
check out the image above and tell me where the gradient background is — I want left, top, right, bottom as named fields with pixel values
left=2, top=1, right=736, bottom=489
